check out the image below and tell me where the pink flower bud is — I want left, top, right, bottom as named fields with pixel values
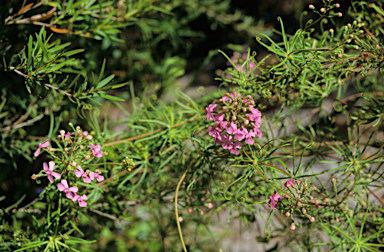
left=338, top=12, right=342, bottom=17
left=284, top=194, right=289, bottom=198
left=335, top=3, right=340, bottom=8
left=219, top=98, right=223, bottom=103
left=310, top=196, right=313, bottom=200
left=302, top=209, right=307, bottom=214
left=188, top=208, right=192, bottom=213
left=309, top=4, right=314, bottom=9
left=325, top=198, right=330, bottom=203
left=233, top=102, right=238, bottom=106
left=320, top=8, right=325, bottom=12
left=85, top=155, right=90, bottom=160
left=71, top=162, right=77, bottom=167
left=80, top=145, right=84, bottom=149
left=232, top=116, right=237, bottom=121
left=250, top=101, right=255, bottom=105
left=242, top=108, right=247, bottom=112
left=296, top=190, right=300, bottom=194
left=335, top=218, right=339, bottom=223
left=331, top=177, right=336, bottom=182
left=200, top=210, right=204, bottom=215
left=285, top=212, right=290, bottom=217
left=207, top=203, right=213, bottom=209
left=297, top=202, right=301, bottom=207
left=329, top=28, right=334, bottom=33
left=205, top=190, right=210, bottom=194
left=290, top=224, right=296, bottom=231
left=338, top=54, right=343, bottom=58
left=243, top=119, right=249, bottom=125
left=201, top=197, right=205, bottom=201
left=309, top=217, right=315, bottom=223
left=86, top=135, right=93, bottom=140
left=178, top=217, right=183, bottom=223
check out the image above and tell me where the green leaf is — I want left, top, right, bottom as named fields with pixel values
left=98, top=93, right=124, bottom=101
left=96, top=74, right=114, bottom=89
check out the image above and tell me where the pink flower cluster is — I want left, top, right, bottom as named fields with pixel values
left=34, top=128, right=106, bottom=208
left=265, top=190, right=282, bottom=209
left=206, top=91, right=262, bottom=155
left=226, top=52, right=256, bottom=74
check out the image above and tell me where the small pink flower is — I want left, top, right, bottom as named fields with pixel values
left=246, top=107, right=262, bottom=122
left=265, top=190, right=282, bottom=209
left=88, top=143, right=104, bottom=158
left=242, top=128, right=256, bottom=145
left=227, top=122, right=246, bottom=140
left=178, top=216, right=183, bottom=223
left=43, top=161, right=61, bottom=183
left=205, top=103, right=218, bottom=120
left=34, top=141, right=50, bottom=157
left=74, top=166, right=92, bottom=183
left=282, top=178, right=296, bottom=188
left=207, top=202, right=213, bottom=209
left=90, top=170, right=104, bottom=182
left=72, top=193, right=88, bottom=207
left=57, top=179, right=78, bottom=199
left=213, top=113, right=227, bottom=127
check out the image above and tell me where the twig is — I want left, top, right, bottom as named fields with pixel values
left=89, top=208, right=117, bottom=220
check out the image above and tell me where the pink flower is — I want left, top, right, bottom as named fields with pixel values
left=34, top=141, right=49, bottom=157
left=74, top=166, right=92, bottom=183
left=88, top=143, right=104, bottom=158
left=243, top=128, right=256, bottom=145
left=229, top=141, right=242, bottom=155
left=246, top=107, right=262, bottom=122
left=282, top=178, right=296, bottom=188
left=205, top=103, right=218, bottom=120
left=72, top=193, right=88, bottom=207
left=222, top=91, right=241, bottom=103
left=78, top=130, right=88, bottom=137
left=226, top=122, right=246, bottom=141
left=90, top=170, right=104, bottom=182
left=57, top=179, right=78, bottom=199
left=43, top=161, right=61, bottom=183
left=265, top=190, right=282, bottom=209
left=209, top=125, right=222, bottom=138
left=213, top=113, right=227, bottom=127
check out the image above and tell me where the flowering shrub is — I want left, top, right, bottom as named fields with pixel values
left=32, top=126, right=105, bottom=208
left=1, top=0, right=384, bottom=251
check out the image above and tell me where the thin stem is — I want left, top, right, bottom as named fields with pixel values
left=175, top=155, right=200, bottom=252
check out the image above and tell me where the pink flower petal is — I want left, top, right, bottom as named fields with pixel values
left=78, top=200, right=87, bottom=207
left=48, top=161, right=55, bottom=171
left=96, top=175, right=104, bottom=182
left=52, top=172, right=61, bottom=180
left=60, top=179, right=69, bottom=188
left=81, top=195, right=88, bottom=200
left=69, top=186, right=78, bottom=192
left=43, top=162, right=49, bottom=171
left=41, top=141, right=50, bottom=148
left=83, top=177, right=92, bottom=183
left=57, top=183, right=65, bottom=191
left=66, top=192, right=73, bottom=199
left=47, top=175, right=54, bottom=184
left=74, top=170, right=82, bottom=178
left=34, top=148, right=41, bottom=157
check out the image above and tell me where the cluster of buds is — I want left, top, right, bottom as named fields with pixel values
left=32, top=125, right=106, bottom=207
left=206, top=91, right=262, bottom=155
left=308, top=3, right=342, bottom=17
left=226, top=52, right=256, bottom=74
left=264, top=178, right=328, bottom=231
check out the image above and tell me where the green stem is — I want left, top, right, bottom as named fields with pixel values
left=175, top=155, right=200, bottom=252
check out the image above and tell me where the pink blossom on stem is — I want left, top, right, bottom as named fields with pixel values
left=57, top=179, right=78, bottom=199
left=208, top=125, right=222, bottom=138
left=34, top=141, right=50, bottom=157
left=265, top=190, right=282, bottom=209
left=213, top=113, right=227, bottom=127
left=282, top=178, right=296, bottom=188
left=88, top=143, right=104, bottom=158
left=90, top=170, right=104, bottom=182
left=243, top=128, right=256, bottom=145
left=43, top=161, right=61, bottom=183
left=74, top=166, right=92, bottom=183
left=205, top=103, right=218, bottom=120
left=72, top=193, right=88, bottom=207
left=229, top=141, right=242, bottom=155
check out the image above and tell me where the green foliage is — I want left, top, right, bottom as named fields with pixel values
left=1, top=0, right=384, bottom=251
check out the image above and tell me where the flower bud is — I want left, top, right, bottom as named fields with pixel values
left=219, top=98, right=223, bottom=103
left=71, top=162, right=77, bottom=167
left=331, top=177, right=336, bottom=182
left=31, top=174, right=36, bottom=180
left=178, top=217, right=183, bottom=223
left=86, top=135, right=93, bottom=140
left=285, top=212, right=290, bottom=217
left=233, top=102, right=238, bottom=106
left=338, top=12, right=342, bottom=17
left=207, top=203, right=213, bottom=209
left=80, top=145, right=84, bottom=149
left=302, top=209, right=307, bottom=214
left=338, top=54, right=343, bottom=58
left=85, top=155, right=90, bottom=160
left=60, top=130, right=65, bottom=136
left=329, top=28, right=334, bottom=33
left=201, top=197, right=205, bottom=201
left=290, top=224, right=296, bottom=231
left=335, top=3, right=340, bottom=8
left=242, top=107, right=247, bottom=112
left=309, top=4, right=314, bottom=9
left=320, top=7, right=325, bottom=12
left=309, top=217, right=315, bottom=223
left=76, top=126, right=80, bottom=131
left=232, top=116, right=237, bottom=121
left=64, top=148, right=68, bottom=152
left=297, top=202, right=301, bottom=207
left=188, top=208, right=192, bottom=213
left=335, top=218, right=339, bottom=223
left=200, top=210, right=204, bottom=215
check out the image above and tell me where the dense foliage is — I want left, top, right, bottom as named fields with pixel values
left=1, top=0, right=384, bottom=251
